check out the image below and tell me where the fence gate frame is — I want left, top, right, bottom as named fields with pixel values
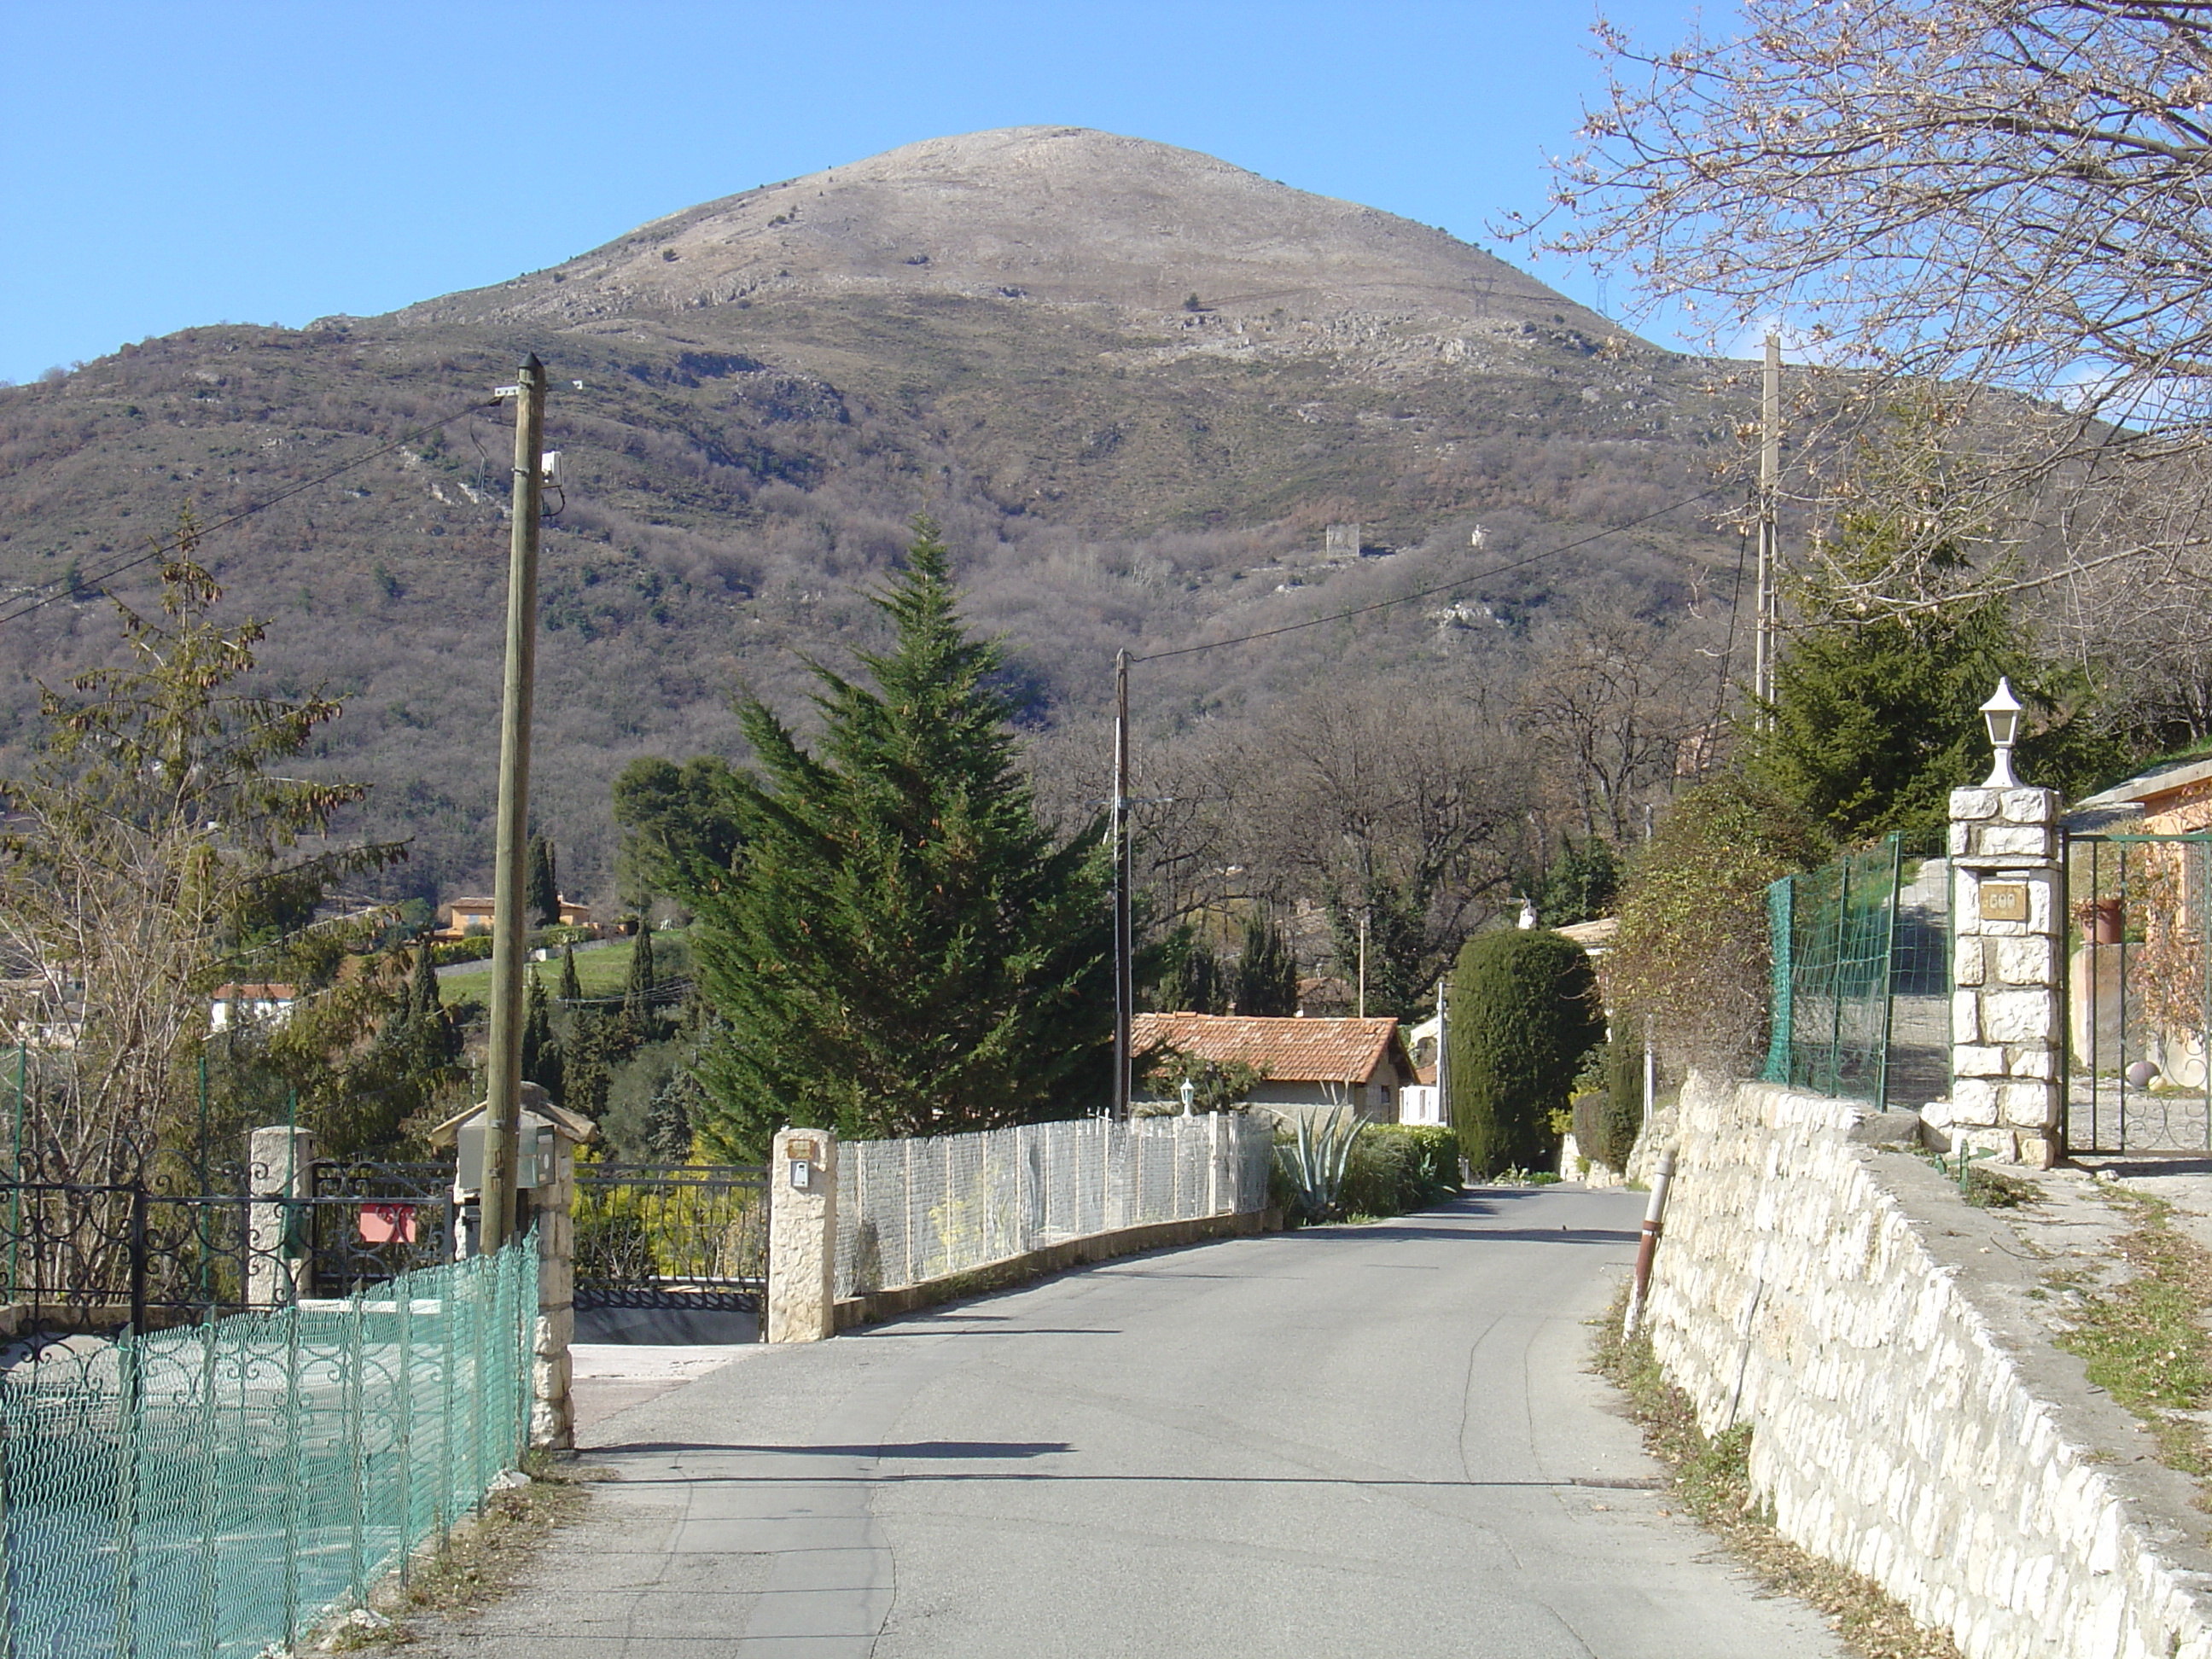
left=2061, top=830, right=2212, bottom=1155
left=572, top=1161, right=769, bottom=1313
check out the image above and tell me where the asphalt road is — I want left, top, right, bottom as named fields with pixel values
left=428, top=1186, right=1843, bottom=1659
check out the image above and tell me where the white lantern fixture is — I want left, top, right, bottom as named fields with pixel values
left=1179, top=1078, right=1196, bottom=1116
left=1980, top=678, right=2024, bottom=788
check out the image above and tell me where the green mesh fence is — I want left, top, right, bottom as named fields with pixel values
left=0, top=1236, right=536, bottom=1659
left=1763, top=839, right=1905, bottom=1108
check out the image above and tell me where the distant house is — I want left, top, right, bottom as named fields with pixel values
left=434, top=895, right=597, bottom=940
left=1131, top=1012, right=1417, bottom=1124
left=210, top=983, right=296, bottom=1032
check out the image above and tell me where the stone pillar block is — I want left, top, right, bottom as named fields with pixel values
left=531, top=1136, right=576, bottom=1450
left=1947, top=785, right=2064, bottom=1165
left=767, top=1126, right=838, bottom=1343
left=246, top=1126, right=315, bottom=1308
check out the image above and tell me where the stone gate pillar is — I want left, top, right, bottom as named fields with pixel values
left=247, top=1125, right=315, bottom=1307
left=1935, top=786, right=2064, bottom=1167
left=766, top=1126, right=837, bottom=1342
left=533, top=1129, right=576, bottom=1450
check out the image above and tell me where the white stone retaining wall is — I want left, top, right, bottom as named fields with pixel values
left=1631, top=1075, right=2212, bottom=1659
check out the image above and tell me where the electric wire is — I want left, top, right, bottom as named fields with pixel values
left=1132, top=485, right=1725, bottom=663
left=0, top=397, right=507, bottom=630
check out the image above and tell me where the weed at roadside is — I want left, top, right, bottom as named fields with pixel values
left=1592, top=1293, right=1962, bottom=1659
left=2054, top=1187, right=2212, bottom=1482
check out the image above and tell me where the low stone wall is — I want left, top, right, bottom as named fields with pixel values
left=832, top=1208, right=1274, bottom=1330
left=1631, top=1075, right=2212, bottom=1659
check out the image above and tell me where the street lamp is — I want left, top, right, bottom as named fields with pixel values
left=1980, top=678, right=2024, bottom=788
left=1179, top=1078, right=1196, bottom=1116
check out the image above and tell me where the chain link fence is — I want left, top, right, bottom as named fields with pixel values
left=1761, top=845, right=1937, bottom=1119
left=834, top=1115, right=1273, bottom=1299
left=0, top=1237, right=536, bottom=1659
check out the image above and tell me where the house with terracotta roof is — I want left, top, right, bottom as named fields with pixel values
left=1131, top=1011, right=1417, bottom=1124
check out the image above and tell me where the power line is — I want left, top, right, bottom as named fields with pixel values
left=1132, top=486, right=1724, bottom=663
left=0, top=397, right=505, bottom=630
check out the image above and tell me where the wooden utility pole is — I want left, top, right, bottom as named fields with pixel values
left=480, top=356, right=546, bottom=1249
left=1755, top=332, right=1781, bottom=725
left=1111, top=649, right=1132, bottom=1118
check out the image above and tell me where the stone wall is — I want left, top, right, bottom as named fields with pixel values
left=1633, top=1075, right=2212, bottom=1659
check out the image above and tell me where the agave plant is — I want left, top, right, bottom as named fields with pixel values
left=1274, top=1106, right=1366, bottom=1225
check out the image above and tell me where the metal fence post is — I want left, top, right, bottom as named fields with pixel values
left=196, top=1314, right=218, bottom=1659
left=114, top=1324, right=142, bottom=1659
left=397, top=1271, right=415, bottom=1588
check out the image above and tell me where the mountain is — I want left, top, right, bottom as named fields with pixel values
left=0, top=127, right=1745, bottom=900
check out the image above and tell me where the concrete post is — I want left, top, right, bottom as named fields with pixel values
left=247, top=1126, right=314, bottom=1307
left=532, top=1130, right=575, bottom=1449
left=1934, top=785, right=2064, bottom=1167
left=766, top=1126, right=837, bottom=1342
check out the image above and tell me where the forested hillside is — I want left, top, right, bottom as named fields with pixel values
left=0, top=126, right=1749, bottom=952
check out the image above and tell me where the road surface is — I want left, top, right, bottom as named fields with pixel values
left=426, top=1185, right=1842, bottom=1658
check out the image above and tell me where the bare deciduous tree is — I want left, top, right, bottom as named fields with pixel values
left=1532, top=0, right=2212, bottom=603
left=0, top=539, right=399, bottom=1185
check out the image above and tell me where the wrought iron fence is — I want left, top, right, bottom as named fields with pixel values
left=573, top=1163, right=766, bottom=1310
left=0, top=1237, right=537, bottom=1659
left=0, top=1169, right=457, bottom=1336
left=2064, top=833, right=2212, bottom=1153
left=834, top=1114, right=1275, bottom=1300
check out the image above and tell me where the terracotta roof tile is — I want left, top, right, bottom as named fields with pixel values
left=1130, top=1012, right=1407, bottom=1084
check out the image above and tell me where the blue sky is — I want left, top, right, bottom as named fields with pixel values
left=0, top=2, right=1724, bottom=386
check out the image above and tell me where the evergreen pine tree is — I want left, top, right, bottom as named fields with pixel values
left=1743, top=508, right=2115, bottom=852
left=684, top=517, right=1112, bottom=1155
left=1233, top=911, right=1300, bottom=1016
left=559, top=941, right=582, bottom=1004
left=527, top=835, right=560, bottom=928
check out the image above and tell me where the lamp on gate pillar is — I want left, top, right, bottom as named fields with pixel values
left=1980, top=677, right=2024, bottom=789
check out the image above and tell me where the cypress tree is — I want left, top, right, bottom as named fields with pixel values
left=527, top=835, right=559, bottom=927
left=1233, top=911, right=1300, bottom=1016
left=622, top=927, right=659, bottom=1043
left=1447, top=928, right=1605, bottom=1178
left=687, top=517, right=1112, bottom=1156
left=559, top=941, right=582, bottom=1004
left=521, top=973, right=562, bottom=1102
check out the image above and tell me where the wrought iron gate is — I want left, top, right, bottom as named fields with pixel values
left=573, top=1163, right=767, bottom=1310
left=2064, top=833, right=2212, bottom=1153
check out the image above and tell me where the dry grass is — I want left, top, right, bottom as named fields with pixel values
left=1592, top=1296, right=1962, bottom=1659
left=318, top=1454, right=605, bottom=1650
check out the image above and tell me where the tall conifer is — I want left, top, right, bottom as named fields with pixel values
left=688, top=518, right=1111, bottom=1155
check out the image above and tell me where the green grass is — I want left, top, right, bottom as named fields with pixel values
left=2053, top=1189, right=2212, bottom=1479
left=525, top=929, right=692, bottom=1000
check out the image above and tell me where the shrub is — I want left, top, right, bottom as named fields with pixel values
left=1341, top=1124, right=1461, bottom=1218
left=1604, top=771, right=1826, bottom=1077
left=1448, top=929, right=1605, bottom=1178
left=1569, top=1031, right=1647, bottom=1173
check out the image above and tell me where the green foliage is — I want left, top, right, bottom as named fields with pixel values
left=558, top=942, right=581, bottom=1004
left=1605, top=771, right=1827, bottom=1076
left=1326, top=871, right=1435, bottom=1019
left=1537, top=836, right=1618, bottom=927
left=682, top=518, right=1114, bottom=1157
left=527, top=835, right=559, bottom=928
left=1743, top=507, right=2121, bottom=853
left=1234, top=911, right=1300, bottom=1016
left=1447, top=928, right=1605, bottom=1178
left=1339, top=1124, right=1461, bottom=1218
left=1136, top=1045, right=1266, bottom=1113
left=611, top=755, right=747, bottom=905
left=521, top=974, right=562, bottom=1102
left=1273, top=1108, right=1366, bottom=1224
left=1155, top=929, right=1229, bottom=1014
